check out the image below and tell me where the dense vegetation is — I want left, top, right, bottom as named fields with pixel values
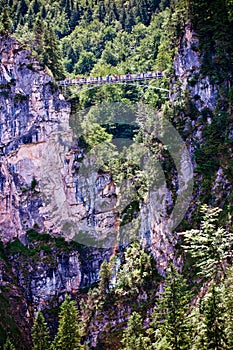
left=5, top=207, right=232, bottom=349
left=0, top=0, right=233, bottom=349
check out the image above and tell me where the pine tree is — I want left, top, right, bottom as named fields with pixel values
left=121, top=312, right=152, bottom=350
left=53, top=295, right=82, bottom=350
left=64, top=0, right=72, bottom=18
left=80, top=287, right=102, bottom=339
left=201, top=284, right=227, bottom=350
left=125, top=7, right=135, bottom=33
left=99, top=260, right=112, bottom=294
left=1, top=6, right=13, bottom=34
left=151, top=264, right=192, bottom=350
left=70, top=4, right=81, bottom=30
left=41, top=5, right=46, bottom=19
left=43, top=26, right=65, bottom=79
left=32, top=311, right=51, bottom=350
left=112, top=1, right=119, bottom=21
left=180, top=205, right=233, bottom=281
left=223, top=266, right=233, bottom=348
left=3, top=338, right=15, bottom=350
left=119, top=6, right=127, bottom=29
left=138, top=0, right=150, bottom=25
left=32, top=0, right=41, bottom=15
left=33, top=18, right=45, bottom=58
left=83, top=5, right=93, bottom=24
left=16, top=0, right=28, bottom=24
left=115, top=242, right=153, bottom=296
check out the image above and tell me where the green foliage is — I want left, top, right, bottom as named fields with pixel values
left=3, top=337, right=15, bottom=350
left=189, top=0, right=233, bottom=80
left=190, top=283, right=228, bottom=350
left=1, top=2, right=233, bottom=349
left=32, top=311, right=51, bottom=350
left=1, top=0, right=171, bottom=79
left=0, top=289, right=24, bottom=349
left=223, top=266, right=233, bottom=348
left=98, top=260, right=112, bottom=294
left=0, top=6, right=13, bottom=34
left=6, top=239, right=28, bottom=255
left=151, top=264, right=192, bottom=350
left=121, top=312, right=152, bottom=350
left=115, top=242, right=154, bottom=296
left=43, top=26, right=65, bottom=79
left=53, top=295, right=82, bottom=350
left=27, top=229, right=51, bottom=243
left=201, top=285, right=227, bottom=350
left=180, top=205, right=233, bottom=280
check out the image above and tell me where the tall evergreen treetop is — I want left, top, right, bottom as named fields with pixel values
left=121, top=312, right=152, bottom=350
left=151, top=264, right=192, bottom=350
left=32, top=311, right=51, bottom=350
left=53, top=295, right=82, bottom=350
left=180, top=205, right=233, bottom=280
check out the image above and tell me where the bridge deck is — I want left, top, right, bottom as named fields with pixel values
left=58, top=72, right=163, bottom=87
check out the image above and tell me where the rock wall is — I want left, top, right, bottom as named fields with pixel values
left=172, top=21, right=233, bottom=217
left=0, top=35, right=70, bottom=242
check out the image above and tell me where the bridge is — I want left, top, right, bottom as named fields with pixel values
left=57, top=71, right=169, bottom=93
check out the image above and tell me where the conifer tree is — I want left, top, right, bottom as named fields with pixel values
left=180, top=205, right=233, bottom=281
left=1, top=6, right=13, bottom=34
left=53, top=295, right=82, bottom=350
left=223, top=266, right=233, bottom=349
left=112, top=1, right=119, bottom=21
left=151, top=264, right=192, bottom=350
left=96, top=0, right=106, bottom=22
left=16, top=0, right=28, bottom=24
left=32, top=0, right=41, bottom=15
left=3, top=337, right=15, bottom=350
left=32, top=311, right=51, bottom=350
left=80, top=287, right=102, bottom=339
left=200, top=285, right=227, bottom=350
left=115, top=242, right=153, bottom=296
left=41, top=5, right=47, bottom=19
left=99, top=259, right=112, bottom=294
left=125, top=8, right=135, bottom=33
left=119, top=6, right=127, bottom=29
left=70, top=4, right=81, bottom=30
left=33, top=18, right=45, bottom=58
left=43, top=26, right=65, bottom=79
left=121, top=312, right=152, bottom=350
left=83, top=5, right=93, bottom=24
left=138, top=0, right=150, bottom=25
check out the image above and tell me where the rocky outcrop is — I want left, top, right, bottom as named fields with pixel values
left=173, top=22, right=219, bottom=112
left=0, top=35, right=70, bottom=242
left=172, top=22, right=233, bottom=221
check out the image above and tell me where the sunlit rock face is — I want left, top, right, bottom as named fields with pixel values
left=0, top=35, right=118, bottom=247
left=0, top=35, right=70, bottom=242
left=172, top=22, right=233, bottom=224
left=173, top=22, right=218, bottom=112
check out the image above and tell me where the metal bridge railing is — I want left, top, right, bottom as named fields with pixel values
left=57, top=71, right=163, bottom=87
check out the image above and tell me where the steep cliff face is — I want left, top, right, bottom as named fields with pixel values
left=0, top=36, right=113, bottom=347
left=174, top=22, right=219, bottom=112
left=172, top=22, right=233, bottom=220
left=0, top=35, right=70, bottom=242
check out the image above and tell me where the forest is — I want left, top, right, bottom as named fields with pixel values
left=0, top=0, right=233, bottom=349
